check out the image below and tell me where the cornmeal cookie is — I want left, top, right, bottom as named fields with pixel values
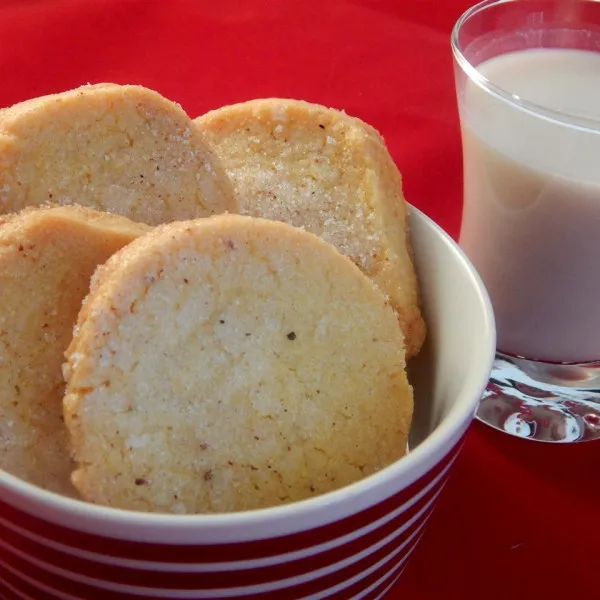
left=0, top=205, right=150, bottom=495
left=0, top=83, right=236, bottom=225
left=195, top=99, right=425, bottom=357
left=63, top=215, right=413, bottom=514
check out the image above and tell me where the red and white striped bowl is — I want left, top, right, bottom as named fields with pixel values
left=0, top=206, right=495, bottom=600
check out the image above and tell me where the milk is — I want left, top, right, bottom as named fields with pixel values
left=458, top=48, right=600, bottom=363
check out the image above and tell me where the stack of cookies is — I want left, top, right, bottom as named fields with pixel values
left=0, top=84, right=424, bottom=513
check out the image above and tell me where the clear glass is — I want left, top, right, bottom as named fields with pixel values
left=452, top=0, right=600, bottom=442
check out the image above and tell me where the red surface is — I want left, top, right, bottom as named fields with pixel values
left=0, top=1, right=597, bottom=599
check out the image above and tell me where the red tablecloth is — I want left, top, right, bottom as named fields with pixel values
left=0, top=1, right=597, bottom=598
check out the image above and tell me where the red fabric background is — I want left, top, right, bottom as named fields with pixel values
left=0, top=1, right=597, bottom=598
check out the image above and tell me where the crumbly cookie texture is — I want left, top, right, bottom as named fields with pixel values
left=0, top=205, right=150, bottom=495
left=63, top=214, right=413, bottom=514
left=0, top=83, right=236, bottom=225
left=195, top=98, right=425, bottom=357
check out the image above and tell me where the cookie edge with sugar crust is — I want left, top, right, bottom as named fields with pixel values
left=195, top=98, right=426, bottom=357
left=0, top=83, right=238, bottom=224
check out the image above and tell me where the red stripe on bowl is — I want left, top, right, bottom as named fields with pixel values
left=0, top=502, right=432, bottom=594
left=315, top=538, right=418, bottom=600
left=1, top=565, right=59, bottom=600
left=0, top=472, right=442, bottom=589
left=2, top=551, right=134, bottom=600
left=0, top=506, right=426, bottom=600
left=358, top=563, right=406, bottom=600
left=263, top=517, right=423, bottom=600
left=0, top=585, right=25, bottom=600
left=324, top=539, right=412, bottom=600
left=0, top=437, right=463, bottom=564
left=0, top=581, right=27, bottom=600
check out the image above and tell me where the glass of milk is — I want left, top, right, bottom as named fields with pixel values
left=452, top=0, right=600, bottom=442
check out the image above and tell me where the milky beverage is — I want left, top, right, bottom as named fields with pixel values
left=458, top=48, right=600, bottom=363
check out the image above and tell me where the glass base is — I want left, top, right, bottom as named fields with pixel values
left=477, top=353, right=600, bottom=443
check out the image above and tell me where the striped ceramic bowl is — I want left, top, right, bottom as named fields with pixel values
left=0, top=206, right=495, bottom=600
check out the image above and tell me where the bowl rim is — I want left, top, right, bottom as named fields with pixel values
left=0, top=205, right=496, bottom=531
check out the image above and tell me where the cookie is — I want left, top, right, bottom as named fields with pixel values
left=0, top=83, right=236, bottom=225
left=195, top=98, right=425, bottom=357
left=63, top=214, right=413, bottom=514
left=0, top=205, right=150, bottom=495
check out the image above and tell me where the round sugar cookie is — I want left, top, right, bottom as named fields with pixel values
left=195, top=98, right=426, bottom=358
left=0, top=83, right=236, bottom=225
left=63, top=214, right=413, bottom=514
left=0, top=205, right=150, bottom=495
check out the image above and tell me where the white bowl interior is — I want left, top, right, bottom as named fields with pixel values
left=407, top=206, right=495, bottom=449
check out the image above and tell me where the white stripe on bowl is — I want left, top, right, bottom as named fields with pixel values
left=0, top=538, right=416, bottom=600
left=371, top=566, right=407, bottom=600
left=352, top=560, right=407, bottom=600
left=0, top=560, right=81, bottom=600
left=0, top=519, right=426, bottom=599
left=0, top=574, right=36, bottom=600
left=301, top=537, right=421, bottom=600
left=0, top=458, right=454, bottom=573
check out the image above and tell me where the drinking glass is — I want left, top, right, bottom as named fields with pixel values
left=452, top=0, right=600, bottom=442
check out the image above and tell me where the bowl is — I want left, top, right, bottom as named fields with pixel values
left=0, top=205, right=495, bottom=599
